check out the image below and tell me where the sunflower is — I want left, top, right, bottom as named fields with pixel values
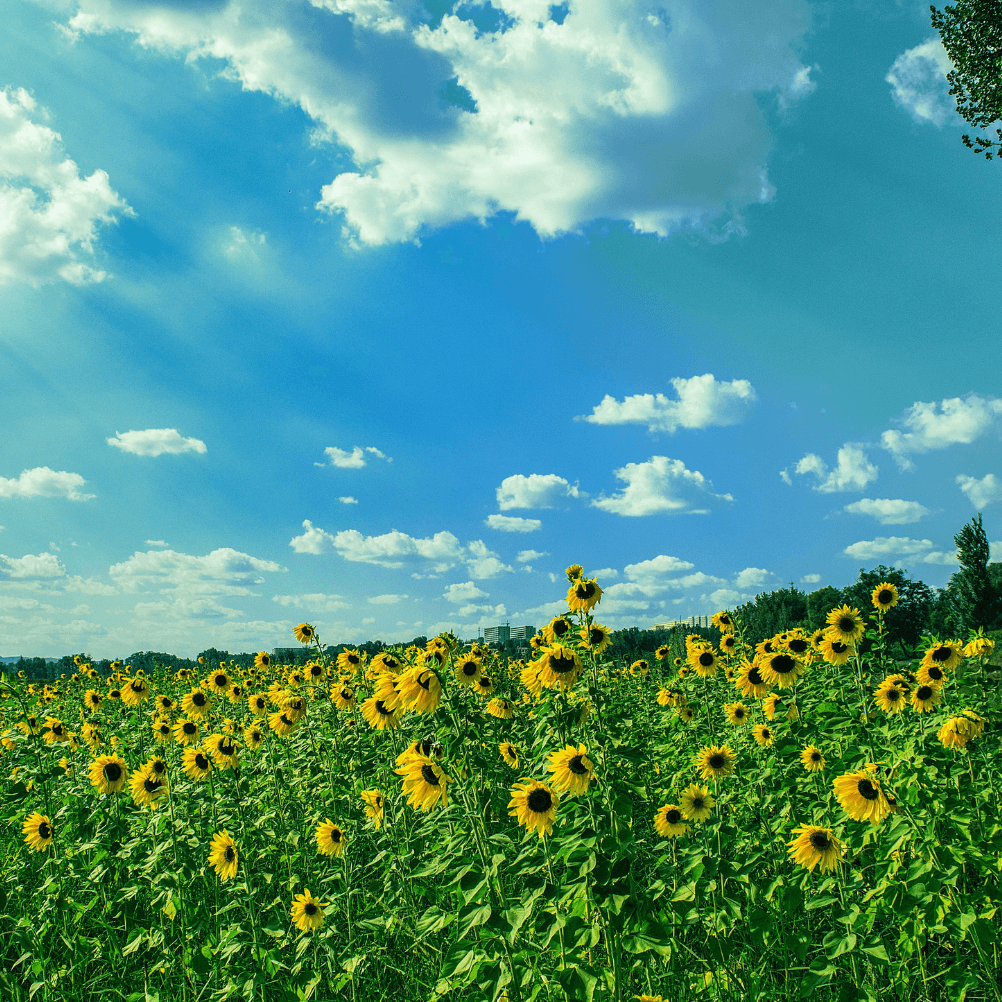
left=906, top=682, right=942, bottom=714
left=711, top=611, right=735, bottom=633
left=107, top=688, right=122, bottom=702
left=825, top=605, right=867, bottom=644
left=337, top=650, right=363, bottom=677
left=291, top=889, right=327, bottom=932
left=268, top=710, right=302, bottom=738
left=81, top=721, right=101, bottom=747
left=172, top=718, right=200, bottom=746
left=820, top=635, right=853, bottom=666
left=565, top=564, right=584, bottom=582
left=282, top=695, right=308, bottom=722
left=921, top=640, right=962, bottom=673
left=293, top=623, right=315, bottom=644
left=152, top=719, right=173, bottom=742
left=207, top=733, right=240, bottom=770
left=396, top=755, right=452, bottom=811
left=580, top=623, right=612, bottom=654
left=181, top=689, right=211, bottom=720
left=360, top=696, right=400, bottom=731
left=654, top=804, right=688, bottom=838
left=538, top=646, right=584, bottom=690
left=182, top=747, right=213, bottom=782
left=361, top=789, right=384, bottom=828
left=688, top=646, right=719, bottom=678
left=487, top=697, right=515, bottom=719
left=871, top=582, right=899, bottom=612
left=315, top=819, right=347, bottom=857
left=207, top=669, right=231, bottom=695
left=752, top=724, right=774, bottom=748
left=331, top=686, right=357, bottom=711
left=120, top=677, right=151, bottom=707
left=760, top=652, right=806, bottom=689
left=129, top=763, right=169, bottom=810
left=208, top=831, right=238, bottom=881
left=508, top=779, right=559, bottom=838
left=566, top=577, right=602, bottom=613
left=695, top=744, right=736, bottom=781
left=679, top=783, right=714, bottom=822
left=873, top=680, right=907, bottom=715
left=762, top=694, right=783, bottom=720
left=787, top=825, right=845, bottom=873
left=719, top=635, right=739, bottom=656
left=22, top=811, right=53, bottom=851
left=735, top=661, right=771, bottom=699
left=241, top=725, right=262, bottom=750
left=453, top=655, right=482, bottom=687
left=306, top=662, right=326, bottom=683
left=723, top=701, right=749, bottom=725
left=475, top=673, right=496, bottom=697
left=964, top=636, right=995, bottom=658
left=42, top=717, right=68, bottom=744
left=247, top=693, right=268, bottom=716
left=499, top=741, right=520, bottom=768
left=84, top=689, right=103, bottom=711
left=676, top=705, right=695, bottom=723
left=833, top=771, right=891, bottom=824
left=547, top=743, right=595, bottom=796
left=395, top=739, right=442, bottom=768
left=89, top=754, right=129, bottom=795
left=254, top=652, right=272, bottom=670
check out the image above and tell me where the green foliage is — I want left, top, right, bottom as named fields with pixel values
left=839, top=565, right=938, bottom=652
left=950, top=514, right=1002, bottom=631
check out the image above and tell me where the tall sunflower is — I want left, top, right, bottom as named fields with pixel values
left=331, top=686, right=356, bottom=711
left=910, top=683, right=943, bottom=713
left=291, top=889, right=327, bottom=932
left=208, top=831, right=238, bottom=881
left=800, top=745, right=825, bottom=772
left=181, top=689, right=211, bottom=720
left=499, top=741, right=520, bottom=769
left=833, top=770, right=891, bottom=824
left=547, top=743, right=595, bottom=796
left=580, top=623, right=612, bottom=654
left=22, top=811, right=53, bottom=851
left=508, top=779, right=559, bottom=838
left=172, top=718, right=199, bottom=745
left=248, top=693, right=268, bottom=716
left=395, top=755, right=452, bottom=811
left=825, top=605, right=867, bottom=644
left=735, top=661, right=771, bottom=699
left=487, top=697, right=514, bottom=719
left=711, top=610, right=735, bottom=633
left=182, top=747, right=213, bottom=782
left=820, top=635, right=853, bottom=666
left=871, top=582, right=899, bottom=612
left=752, top=724, right=774, bottom=748
left=695, top=744, right=736, bottom=781
left=538, top=646, right=584, bottom=690
left=360, top=696, right=400, bottom=731
left=566, top=577, right=602, bottom=613
left=760, top=652, right=806, bottom=689
left=315, top=819, right=347, bottom=857
left=121, top=677, right=151, bottom=707
left=397, top=666, right=442, bottom=713
left=786, top=825, right=845, bottom=873
left=724, top=701, right=749, bottom=725
left=89, top=754, right=129, bottom=795
left=688, top=646, right=719, bottom=678
left=678, top=784, right=714, bottom=823
left=654, top=804, right=688, bottom=838
left=921, top=640, right=962, bottom=673
left=129, top=764, right=169, bottom=810
left=293, top=622, right=315, bottom=644
left=873, top=680, right=907, bottom=715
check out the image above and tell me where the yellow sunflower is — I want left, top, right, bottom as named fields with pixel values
left=547, top=743, right=595, bottom=796
left=129, top=763, right=169, bottom=810
left=337, top=650, right=364, bottom=676
left=208, top=830, right=238, bottom=881
left=331, top=686, right=357, bottom=711
left=151, top=719, right=172, bottom=743
left=453, top=655, right=482, bottom=687
left=181, top=689, right=211, bottom=720
left=580, top=623, right=612, bottom=654
left=687, top=646, right=719, bottom=678
left=800, top=745, right=825, bottom=772
left=22, top=811, right=53, bottom=851
left=538, top=645, right=584, bottom=690
left=871, top=582, right=899, bottom=612
left=787, top=825, right=845, bottom=873
left=499, top=741, right=520, bottom=768
left=508, top=779, right=559, bottom=838
left=397, top=666, right=442, bottom=713
left=711, top=611, right=735, bottom=633
left=654, top=804, right=688, bottom=838
left=679, top=783, right=714, bottom=822
left=723, top=701, right=749, bottom=725
left=267, top=710, right=302, bottom=738
left=921, top=640, right=962, bottom=674
left=89, top=754, right=129, bottom=795
left=315, top=819, right=347, bottom=857
left=172, top=718, right=199, bottom=745
left=360, top=696, right=400, bottom=731
left=695, top=744, right=736, bottom=781
left=248, top=693, right=268, bottom=716
left=293, top=622, right=315, bottom=644
left=873, top=680, right=907, bottom=715
left=752, top=724, right=774, bottom=748
left=291, top=889, right=327, bottom=932
left=760, top=652, right=806, bottom=689
left=395, top=755, right=452, bottom=811
left=361, top=789, right=384, bottom=828
left=833, top=770, right=891, bottom=824
left=820, top=635, right=853, bottom=666
left=735, top=661, right=771, bottom=699
left=487, top=697, right=514, bottom=719
left=825, top=605, right=867, bottom=644
left=566, top=577, right=602, bottom=613
left=182, top=747, right=213, bottom=782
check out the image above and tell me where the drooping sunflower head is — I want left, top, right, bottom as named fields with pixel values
left=711, top=611, right=735, bottom=634
left=293, top=622, right=315, bottom=644
left=315, top=819, right=347, bottom=857
left=254, top=652, right=272, bottom=670
left=544, top=615, right=574, bottom=643
left=871, top=582, right=899, bottom=613
left=921, top=640, right=962, bottom=673
left=22, top=811, right=54, bottom=851
left=832, top=770, right=891, bottom=824
left=566, top=577, right=603, bottom=613
left=208, top=830, right=238, bottom=881
left=787, top=824, right=845, bottom=873
left=361, top=788, right=384, bottom=827
left=547, top=743, right=595, bottom=796
left=752, top=724, right=774, bottom=748
left=565, top=564, right=584, bottom=582
left=499, top=741, right=520, bottom=768
left=655, top=644, right=671, bottom=661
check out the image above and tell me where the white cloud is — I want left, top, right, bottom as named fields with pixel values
left=62, top=575, right=117, bottom=595
left=339, top=496, right=359, bottom=505
left=272, top=592, right=349, bottom=611
left=497, top=473, right=581, bottom=510
left=733, top=567, right=772, bottom=589
left=224, top=225, right=266, bottom=258
left=289, top=519, right=337, bottom=555
left=957, top=474, right=1002, bottom=509
left=579, top=374, right=756, bottom=433
left=844, top=498, right=929, bottom=525
left=881, top=395, right=1002, bottom=469
left=801, top=573, right=821, bottom=584
left=592, top=568, right=619, bottom=580
left=465, top=539, right=513, bottom=579
left=145, top=539, right=169, bottom=547
left=886, top=38, right=955, bottom=126
left=779, top=468, right=792, bottom=485
left=444, top=581, right=489, bottom=604
left=107, top=428, right=207, bottom=456
left=0, top=466, right=95, bottom=501
left=368, top=593, right=408, bottom=604
left=318, top=446, right=392, bottom=469
left=591, top=456, right=732, bottom=516
left=624, top=554, right=696, bottom=583
left=109, top=547, right=286, bottom=595
left=517, top=549, right=548, bottom=563
left=329, top=527, right=465, bottom=570
left=794, top=445, right=877, bottom=493
left=0, top=552, right=66, bottom=579
left=485, top=514, right=543, bottom=532
left=0, top=86, right=131, bottom=286
left=843, top=536, right=958, bottom=566
left=59, top=0, right=812, bottom=247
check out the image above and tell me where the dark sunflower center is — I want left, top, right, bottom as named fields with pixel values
left=886, top=689, right=900, bottom=702
left=152, top=760, right=165, bottom=773
left=763, top=642, right=774, bottom=654
left=708, top=754, right=725, bottom=770
left=789, top=639, right=809, bottom=654
left=193, top=693, right=206, bottom=706
left=698, top=653, right=714, bottom=667
left=421, top=763, right=440, bottom=786
left=735, top=708, right=745, bottom=718
left=832, top=641, right=848, bottom=654
left=104, top=763, right=122, bottom=781
left=761, top=728, right=771, bottom=739
left=720, top=615, right=732, bottom=626
left=462, top=662, right=478, bottom=676
left=771, top=654, right=796, bottom=674
left=255, top=698, right=265, bottom=709
left=53, top=724, right=63, bottom=736
left=305, top=902, right=317, bottom=915
left=195, top=754, right=209, bottom=770
left=665, top=809, right=681, bottom=825
left=691, top=797, right=705, bottom=810
left=811, top=751, right=821, bottom=761
left=348, top=655, right=359, bottom=665
left=527, top=788, right=553, bottom=813
left=331, top=829, right=342, bottom=842
left=184, top=722, right=196, bottom=735
left=280, top=714, right=293, bottom=726
left=375, top=700, right=391, bottom=716
left=575, top=583, right=595, bottom=599
left=589, top=629, right=603, bottom=645
left=159, top=725, right=170, bottom=734
left=809, top=831, right=830, bottom=851
left=144, top=777, right=162, bottom=793
left=857, top=779, right=879, bottom=801
left=224, top=846, right=235, bottom=862
left=311, top=666, right=322, bottom=677
left=418, top=740, right=432, bottom=756
left=550, top=655, right=576, bottom=674
left=38, top=822, right=52, bottom=839
left=838, top=617, right=855, bottom=633
left=878, top=590, right=893, bottom=604
left=927, top=665, right=944, bottom=680
left=916, top=686, right=933, bottom=700
left=220, top=742, right=236, bottom=756
left=341, top=690, right=353, bottom=701
left=932, top=647, right=951, bottom=662
left=568, top=755, right=588, bottom=775
left=553, top=620, right=570, bottom=636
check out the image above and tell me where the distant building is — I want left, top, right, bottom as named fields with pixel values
left=482, top=624, right=535, bottom=645
left=509, top=625, right=536, bottom=641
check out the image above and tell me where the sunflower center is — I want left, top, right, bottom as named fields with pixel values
left=698, top=653, right=714, bottom=667
left=184, top=722, right=196, bottom=735
left=771, top=654, right=796, bottom=674
left=311, top=666, right=322, bottom=677
left=193, top=693, right=206, bottom=706
left=878, top=589, right=893, bottom=604
left=927, top=665, right=944, bottom=680
left=195, top=754, right=209, bottom=770
left=421, top=764, right=441, bottom=786
left=527, top=788, right=553, bottom=813
left=214, top=675, right=226, bottom=687
left=104, top=763, right=122, bottom=782
left=553, top=620, right=570, bottom=636
left=665, top=809, right=682, bottom=825
left=762, top=642, right=774, bottom=654
left=735, top=708, right=745, bottom=719
left=932, top=647, right=951, bottom=662
left=550, top=655, right=576, bottom=674
left=691, top=797, right=705, bottom=809
left=748, top=668, right=764, bottom=685
left=568, top=755, right=588, bottom=775
left=809, top=830, right=831, bottom=851
left=462, top=662, right=478, bottom=676
left=224, top=846, right=235, bottom=862
left=832, top=641, right=848, bottom=654
left=331, top=829, right=342, bottom=842
left=708, top=754, right=725, bottom=770
left=220, top=742, right=236, bottom=756
left=838, top=617, right=855, bottom=633
left=886, top=689, right=900, bottom=702
left=348, top=655, right=359, bottom=665
left=789, top=639, right=809, bottom=654
left=305, top=902, right=317, bottom=915
left=38, top=822, right=51, bottom=840
left=857, top=779, right=879, bottom=800
left=575, top=583, right=595, bottom=599
left=152, top=760, right=165, bottom=773
left=916, top=686, right=933, bottom=700
left=811, top=751, right=821, bottom=761
left=144, top=778, right=161, bottom=793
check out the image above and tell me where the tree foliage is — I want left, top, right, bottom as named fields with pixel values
left=949, top=513, right=1001, bottom=631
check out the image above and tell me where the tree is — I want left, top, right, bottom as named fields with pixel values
left=839, top=565, right=937, bottom=653
left=734, top=585, right=809, bottom=644
left=930, top=1, right=1002, bottom=160
left=949, top=513, right=1000, bottom=631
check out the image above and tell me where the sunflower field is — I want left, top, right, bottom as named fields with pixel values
left=1, top=568, right=1000, bottom=1002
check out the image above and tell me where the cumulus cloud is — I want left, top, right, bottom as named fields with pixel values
left=107, top=428, right=207, bottom=456
left=733, top=567, right=772, bottom=589
left=801, top=573, right=821, bottom=584
left=317, top=446, right=392, bottom=469
left=591, top=455, right=732, bottom=516
left=272, top=592, right=349, bottom=611
left=844, top=498, right=929, bottom=525
left=58, top=0, right=813, bottom=246
left=886, top=38, right=955, bottom=126
left=465, top=539, right=513, bottom=579
left=109, top=547, right=286, bottom=595
left=517, top=549, right=548, bottom=563
left=339, top=496, right=359, bottom=504
left=497, top=473, right=581, bottom=510
left=485, top=514, right=542, bottom=532
left=0, top=466, right=95, bottom=501
left=0, top=87, right=131, bottom=286
left=368, top=593, right=408, bottom=604
left=0, top=552, right=66, bottom=579
left=579, top=374, right=757, bottom=433
left=794, top=445, right=877, bottom=493
left=881, top=395, right=1002, bottom=469
left=843, top=536, right=958, bottom=566
left=444, top=581, right=488, bottom=604
left=289, top=520, right=337, bottom=555
left=145, top=539, right=169, bottom=547
left=956, top=474, right=1002, bottom=509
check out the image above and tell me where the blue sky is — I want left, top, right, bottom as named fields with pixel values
left=1, top=0, right=1000, bottom=657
